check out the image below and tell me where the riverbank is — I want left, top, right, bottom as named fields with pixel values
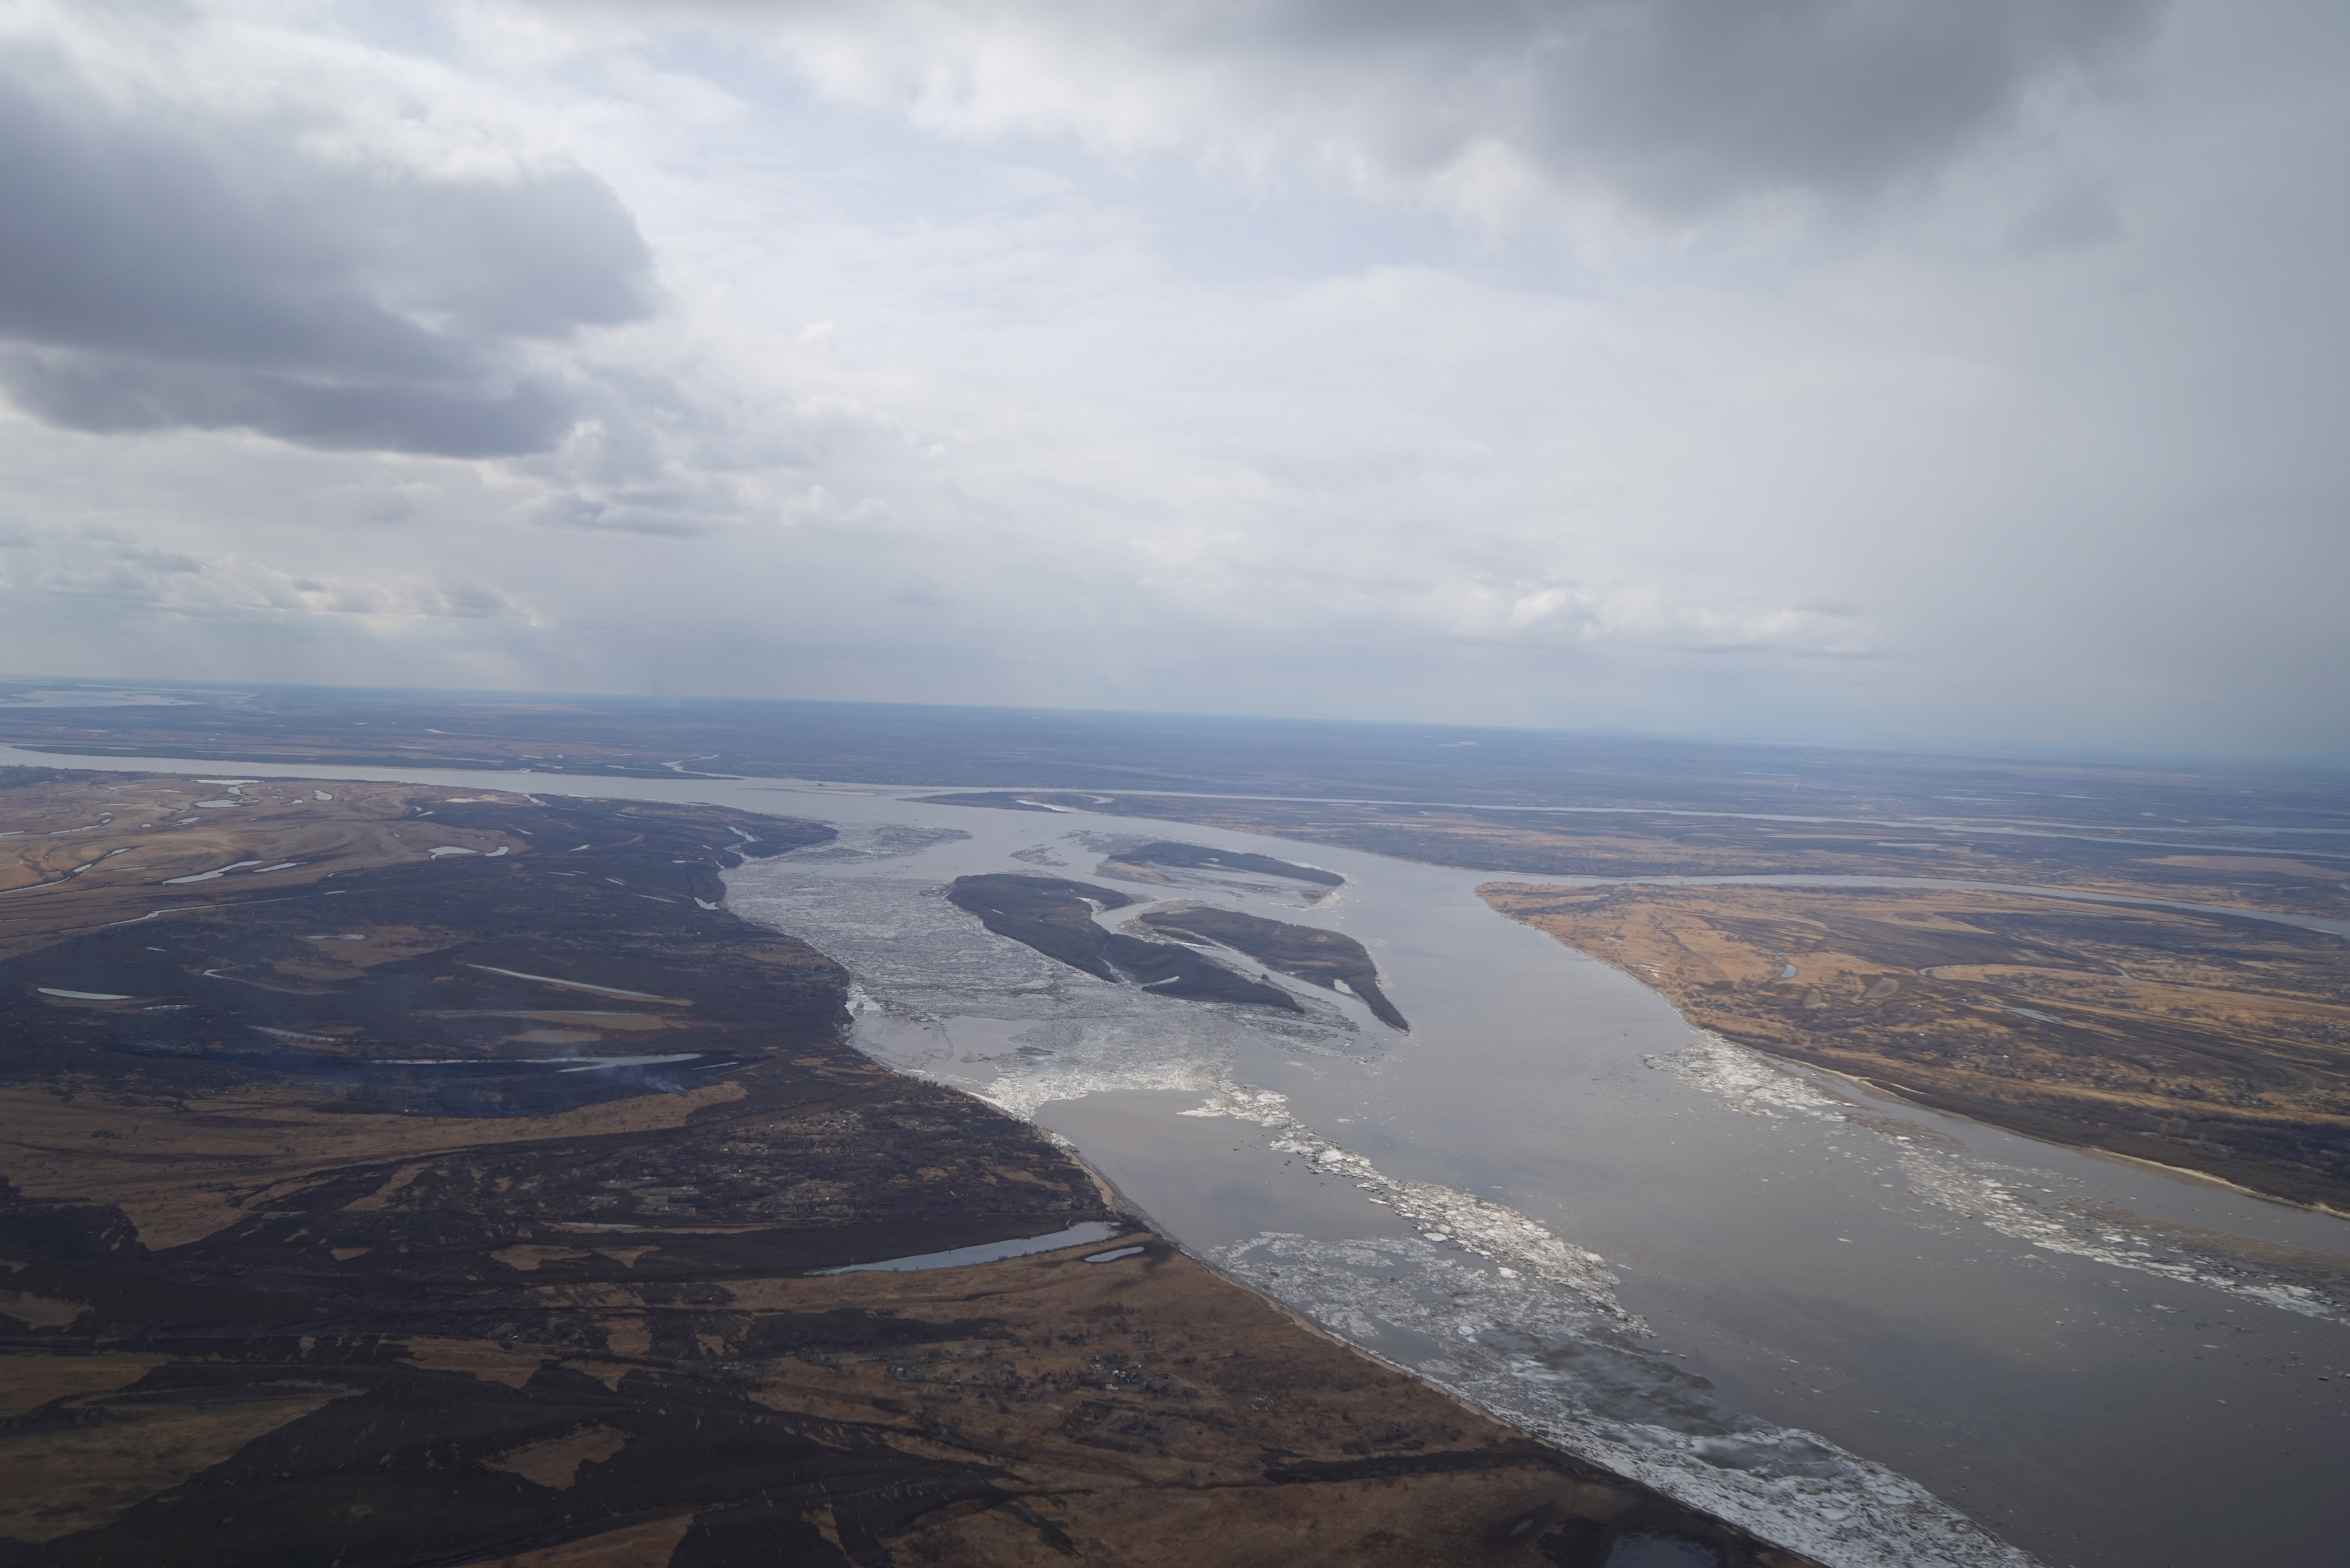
left=1479, top=880, right=2350, bottom=1211
left=0, top=766, right=1812, bottom=1566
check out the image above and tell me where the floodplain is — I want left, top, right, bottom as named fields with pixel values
left=0, top=767, right=1806, bottom=1567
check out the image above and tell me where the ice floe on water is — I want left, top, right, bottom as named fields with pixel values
left=1183, top=1077, right=2058, bottom=1564
left=1895, top=1153, right=2349, bottom=1323
left=1648, top=1033, right=2350, bottom=1325
left=1643, top=1033, right=1847, bottom=1119
left=1212, top=1233, right=2038, bottom=1568
left=723, top=851, right=2039, bottom=1567
left=968, top=1020, right=1237, bottom=1119
left=1180, top=1083, right=1636, bottom=1322
left=778, top=823, right=972, bottom=864
left=729, top=864, right=1356, bottom=1123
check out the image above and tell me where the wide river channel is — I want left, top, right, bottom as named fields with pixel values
left=10, top=748, right=2346, bottom=1568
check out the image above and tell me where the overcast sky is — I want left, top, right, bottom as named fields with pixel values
left=0, top=0, right=2342, bottom=757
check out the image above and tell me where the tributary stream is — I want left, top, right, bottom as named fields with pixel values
left=10, top=749, right=2346, bottom=1568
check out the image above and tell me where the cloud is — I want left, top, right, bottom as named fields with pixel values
left=0, top=520, right=523, bottom=625
left=308, top=474, right=449, bottom=526
left=0, top=350, right=580, bottom=458
left=0, top=42, right=655, bottom=456
left=2003, top=182, right=2125, bottom=254
left=676, top=0, right=2163, bottom=220
left=0, top=0, right=2342, bottom=758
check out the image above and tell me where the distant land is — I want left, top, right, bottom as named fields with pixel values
left=5, top=682, right=2345, bottom=828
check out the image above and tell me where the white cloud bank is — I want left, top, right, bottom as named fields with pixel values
left=0, top=0, right=2342, bottom=756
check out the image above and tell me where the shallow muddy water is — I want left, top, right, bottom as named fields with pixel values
left=9, top=748, right=2346, bottom=1568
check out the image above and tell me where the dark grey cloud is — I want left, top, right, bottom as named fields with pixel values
left=0, top=349, right=579, bottom=459
left=1257, top=0, right=2167, bottom=208
left=678, top=0, right=2161, bottom=214
left=2003, top=182, right=2125, bottom=254
left=7, top=0, right=2339, bottom=757
left=0, top=46, right=655, bottom=456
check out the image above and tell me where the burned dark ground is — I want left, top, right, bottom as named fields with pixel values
left=941, top=875, right=1302, bottom=1015
left=1132, top=907, right=1408, bottom=1034
left=0, top=768, right=1812, bottom=1567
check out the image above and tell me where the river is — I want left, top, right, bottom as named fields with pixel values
left=7, top=749, right=2345, bottom=1568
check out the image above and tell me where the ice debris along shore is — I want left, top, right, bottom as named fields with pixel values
left=1183, top=1083, right=2039, bottom=1568
left=1212, top=1233, right=2041, bottom=1568
left=733, top=855, right=1363, bottom=1126
left=1648, top=1033, right=2350, bottom=1326
left=1178, top=1083, right=1638, bottom=1325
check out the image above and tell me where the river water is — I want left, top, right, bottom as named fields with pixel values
left=8, top=749, right=2347, bottom=1568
